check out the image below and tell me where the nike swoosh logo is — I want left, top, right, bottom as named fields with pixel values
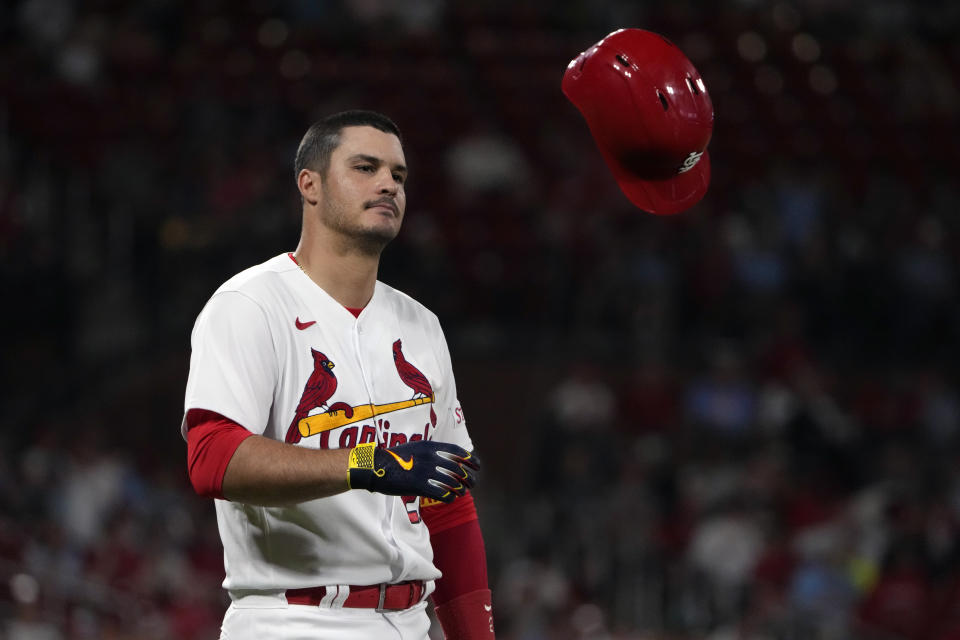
left=386, top=449, right=414, bottom=470
left=295, top=317, right=316, bottom=330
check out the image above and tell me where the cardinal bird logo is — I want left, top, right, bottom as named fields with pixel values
left=286, top=349, right=354, bottom=443
left=392, top=339, right=437, bottom=426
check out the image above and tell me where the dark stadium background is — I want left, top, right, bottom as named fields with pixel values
left=2, top=1, right=959, bottom=638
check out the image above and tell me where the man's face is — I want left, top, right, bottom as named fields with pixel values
left=316, top=125, right=407, bottom=253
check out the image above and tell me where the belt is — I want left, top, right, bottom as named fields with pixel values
left=286, top=580, right=425, bottom=612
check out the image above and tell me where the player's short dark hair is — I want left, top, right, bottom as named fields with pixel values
left=294, top=110, right=402, bottom=180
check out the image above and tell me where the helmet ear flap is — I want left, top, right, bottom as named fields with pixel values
left=562, top=28, right=714, bottom=215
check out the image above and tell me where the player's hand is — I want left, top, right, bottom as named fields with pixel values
left=347, top=441, right=479, bottom=503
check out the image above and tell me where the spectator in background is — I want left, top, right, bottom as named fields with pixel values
left=684, top=343, right=757, bottom=438
left=446, top=122, right=532, bottom=200
left=687, top=497, right=765, bottom=621
left=5, top=573, right=62, bottom=640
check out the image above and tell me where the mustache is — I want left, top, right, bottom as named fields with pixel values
left=365, top=198, right=399, bottom=215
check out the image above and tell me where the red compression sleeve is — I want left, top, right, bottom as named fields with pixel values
left=423, top=493, right=494, bottom=638
left=435, top=589, right=495, bottom=639
left=422, top=492, right=488, bottom=604
left=185, top=409, right=254, bottom=499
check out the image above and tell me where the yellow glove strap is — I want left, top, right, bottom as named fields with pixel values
left=348, top=442, right=377, bottom=471
left=347, top=442, right=378, bottom=489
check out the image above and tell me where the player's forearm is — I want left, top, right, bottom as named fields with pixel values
left=221, top=434, right=351, bottom=506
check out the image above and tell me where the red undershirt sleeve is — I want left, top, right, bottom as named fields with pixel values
left=185, top=408, right=255, bottom=499
left=422, top=492, right=495, bottom=638
left=421, top=492, right=489, bottom=604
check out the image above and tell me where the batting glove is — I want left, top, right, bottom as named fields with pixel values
left=348, top=441, right=479, bottom=503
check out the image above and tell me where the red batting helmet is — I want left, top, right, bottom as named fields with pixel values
left=562, top=28, right=714, bottom=215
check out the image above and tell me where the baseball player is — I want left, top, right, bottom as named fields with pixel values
left=181, top=110, right=494, bottom=639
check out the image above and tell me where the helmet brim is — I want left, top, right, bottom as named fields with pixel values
left=598, top=145, right=711, bottom=215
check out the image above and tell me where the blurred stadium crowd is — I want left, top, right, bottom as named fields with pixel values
left=2, top=0, right=959, bottom=638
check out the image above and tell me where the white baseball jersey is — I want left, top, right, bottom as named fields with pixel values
left=181, top=253, right=473, bottom=593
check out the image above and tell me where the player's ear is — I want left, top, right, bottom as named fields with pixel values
left=297, top=169, right=321, bottom=206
